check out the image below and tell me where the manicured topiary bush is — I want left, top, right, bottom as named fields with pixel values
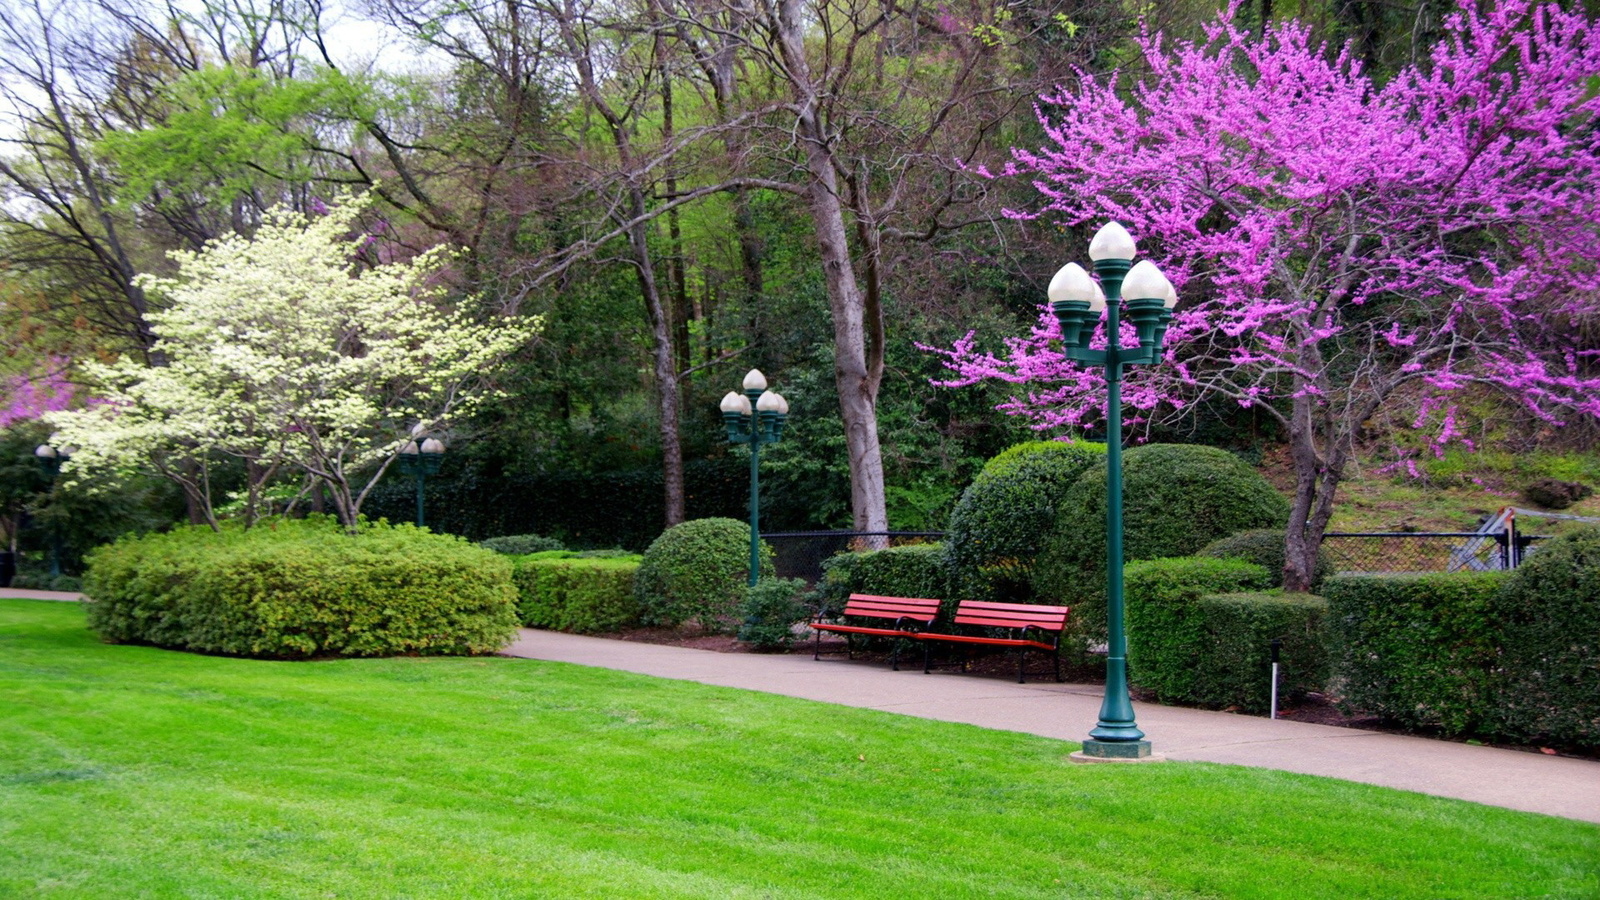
left=1034, top=444, right=1290, bottom=650
left=1485, top=528, right=1600, bottom=750
left=1200, top=528, right=1335, bottom=591
left=512, top=554, right=643, bottom=633
left=1323, top=572, right=1507, bottom=734
left=83, top=517, right=518, bottom=658
left=633, top=518, right=773, bottom=631
left=480, top=533, right=566, bottom=555
left=815, top=543, right=949, bottom=616
left=737, top=577, right=812, bottom=651
left=943, top=441, right=1105, bottom=603
left=1125, top=557, right=1294, bottom=711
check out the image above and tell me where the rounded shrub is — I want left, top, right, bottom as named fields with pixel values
left=1486, top=527, right=1600, bottom=750
left=1199, top=529, right=1335, bottom=591
left=633, top=517, right=774, bottom=631
left=83, top=517, right=518, bottom=658
left=479, top=533, right=566, bottom=555
left=1033, top=444, right=1290, bottom=652
left=944, top=441, right=1105, bottom=602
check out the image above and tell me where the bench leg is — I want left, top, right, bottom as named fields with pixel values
left=923, top=640, right=933, bottom=674
left=1017, top=648, right=1027, bottom=684
left=890, top=638, right=902, bottom=671
left=813, top=626, right=822, bottom=661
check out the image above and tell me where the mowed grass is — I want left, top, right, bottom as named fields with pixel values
left=1, top=600, right=1595, bottom=900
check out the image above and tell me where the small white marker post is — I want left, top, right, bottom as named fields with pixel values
left=1269, top=638, right=1282, bottom=720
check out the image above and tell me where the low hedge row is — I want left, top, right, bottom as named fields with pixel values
left=1125, top=557, right=1329, bottom=714
left=83, top=518, right=519, bottom=658
left=512, top=553, right=644, bottom=633
left=1323, top=572, right=1507, bottom=735
left=815, top=543, right=949, bottom=615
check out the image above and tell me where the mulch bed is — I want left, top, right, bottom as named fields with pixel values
left=585, top=624, right=1595, bottom=760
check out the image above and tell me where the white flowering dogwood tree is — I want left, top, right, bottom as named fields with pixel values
left=49, top=195, right=537, bottom=531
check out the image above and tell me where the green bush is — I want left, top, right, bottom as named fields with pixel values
left=512, top=554, right=643, bottom=633
left=480, top=533, right=566, bottom=555
left=1125, top=557, right=1286, bottom=709
left=634, top=518, right=773, bottom=631
left=1323, top=573, right=1507, bottom=734
left=1485, top=528, right=1600, bottom=750
left=943, top=441, right=1105, bottom=603
left=83, top=517, right=518, bottom=658
left=1200, top=529, right=1335, bottom=591
left=738, top=577, right=812, bottom=651
left=816, top=543, right=949, bottom=616
left=1035, top=444, right=1290, bottom=651
left=9, top=573, right=84, bottom=592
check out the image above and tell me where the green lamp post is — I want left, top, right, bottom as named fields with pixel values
left=33, top=437, right=72, bottom=578
left=397, top=431, right=446, bottom=529
left=1049, top=222, right=1178, bottom=762
left=720, top=369, right=789, bottom=586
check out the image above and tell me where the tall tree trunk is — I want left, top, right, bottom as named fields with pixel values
left=773, top=0, right=888, bottom=534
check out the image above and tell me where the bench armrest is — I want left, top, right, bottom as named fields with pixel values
left=893, top=615, right=927, bottom=633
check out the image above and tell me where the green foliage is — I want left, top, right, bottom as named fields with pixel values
left=737, top=577, right=812, bottom=651
left=815, top=543, right=949, bottom=615
left=1485, top=528, right=1600, bottom=749
left=1200, top=528, right=1335, bottom=591
left=1323, top=573, right=1508, bottom=734
left=944, top=441, right=1106, bottom=602
left=633, top=518, right=773, bottom=631
left=9, top=574, right=83, bottom=592
left=82, top=517, right=518, bottom=658
left=1125, top=557, right=1282, bottom=707
left=480, top=533, right=566, bottom=555
left=512, top=554, right=643, bottom=633
left=1034, top=443, right=1291, bottom=647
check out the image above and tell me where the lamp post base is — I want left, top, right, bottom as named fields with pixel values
left=1072, top=739, right=1158, bottom=763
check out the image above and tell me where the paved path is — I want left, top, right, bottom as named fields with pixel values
left=504, top=629, right=1600, bottom=824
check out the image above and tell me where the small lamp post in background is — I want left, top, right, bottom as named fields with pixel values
left=1050, top=222, right=1177, bottom=762
left=720, top=369, right=788, bottom=586
left=397, top=428, right=446, bottom=529
left=33, top=436, right=72, bottom=578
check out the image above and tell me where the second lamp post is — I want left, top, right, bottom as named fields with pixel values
left=1049, top=221, right=1177, bottom=762
left=397, top=430, right=446, bottom=529
left=720, top=369, right=788, bottom=587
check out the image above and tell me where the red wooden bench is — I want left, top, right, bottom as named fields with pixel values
left=809, top=593, right=943, bottom=670
left=915, top=599, right=1070, bottom=683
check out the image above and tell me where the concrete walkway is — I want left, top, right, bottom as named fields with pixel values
left=504, top=629, right=1600, bottom=824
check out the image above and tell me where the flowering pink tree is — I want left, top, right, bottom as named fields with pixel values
left=0, top=360, right=75, bottom=429
left=933, top=1, right=1600, bottom=591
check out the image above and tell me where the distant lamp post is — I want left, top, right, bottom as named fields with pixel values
left=720, top=369, right=788, bottom=586
left=1050, top=222, right=1177, bottom=763
left=397, top=429, right=446, bottom=529
left=33, top=436, right=73, bottom=578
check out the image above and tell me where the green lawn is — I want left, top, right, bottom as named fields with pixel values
left=2, top=599, right=1595, bottom=899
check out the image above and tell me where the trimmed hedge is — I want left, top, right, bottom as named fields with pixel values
left=737, top=577, right=812, bottom=651
left=816, top=543, right=949, bottom=616
left=83, top=518, right=518, bottom=658
left=943, top=441, right=1105, bottom=603
left=512, top=554, right=643, bottom=633
left=1324, top=572, right=1508, bottom=735
left=480, top=533, right=566, bottom=555
left=1125, top=557, right=1287, bottom=710
left=1484, top=529, right=1600, bottom=749
left=634, top=518, right=773, bottom=632
left=1199, top=528, right=1335, bottom=591
left=1035, top=444, right=1290, bottom=650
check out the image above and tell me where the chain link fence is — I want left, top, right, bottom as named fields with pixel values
left=1320, top=532, right=1547, bottom=575
left=765, top=529, right=1550, bottom=585
left=764, top=531, right=944, bottom=585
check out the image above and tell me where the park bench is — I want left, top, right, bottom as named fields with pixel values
left=916, top=599, right=1070, bottom=684
left=809, top=593, right=942, bottom=670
